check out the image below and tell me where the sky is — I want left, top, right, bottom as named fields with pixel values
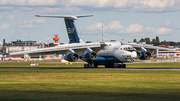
left=1, top=0, right=180, bottom=44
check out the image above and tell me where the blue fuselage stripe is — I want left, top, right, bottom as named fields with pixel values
left=86, top=56, right=122, bottom=64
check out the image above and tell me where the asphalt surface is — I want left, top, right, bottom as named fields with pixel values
left=0, top=58, right=180, bottom=70
left=0, top=67, right=180, bottom=70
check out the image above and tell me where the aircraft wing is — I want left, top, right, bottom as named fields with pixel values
left=123, top=42, right=170, bottom=52
left=10, top=43, right=102, bottom=56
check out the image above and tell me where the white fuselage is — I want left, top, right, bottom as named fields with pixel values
left=97, top=42, right=137, bottom=63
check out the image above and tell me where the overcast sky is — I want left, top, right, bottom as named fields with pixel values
left=1, top=0, right=180, bottom=43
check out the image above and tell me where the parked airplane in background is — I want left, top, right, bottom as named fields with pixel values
left=10, top=15, right=168, bottom=68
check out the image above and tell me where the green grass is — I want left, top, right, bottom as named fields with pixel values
left=0, top=69, right=180, bottom=101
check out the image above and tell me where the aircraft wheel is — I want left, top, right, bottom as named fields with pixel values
left=84, top=63, right=97, bottom=68
left=105, top=64, right=114, bottom=68
left=122, top=64, right=126, bottom=68
left=84, top=64, right=89, bottom=68
left=94, top=63, right=98, bottom=68
left=117, top=64, right=122, bottom=68
left=113, top=63, right=119, bottom=68
left=105, top=64, right=111, bottom=68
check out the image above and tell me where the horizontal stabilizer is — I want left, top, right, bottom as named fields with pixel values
left=35, top=15, right=93, bottom=20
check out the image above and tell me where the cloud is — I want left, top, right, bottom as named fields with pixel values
left=69, top=0, right=180, bottom=12
left=0, top=15, right=15, bottom=21
left=4, top=15, right=15, bottom=20
left=0, top=0, right=58, bottom=6
left=154, top=27, right=173, bottom=35
left=17, top=18, right=46, bottom=29
left=6, top=15, right=15, bottom=20
left=0, top=23, right=10, bottom=30
left=1, top=0, right=180, bottom=13
left=162, top=21, right=171, bottom=26
left=125, top=23, right=143, bottom=33
left=12, top=7, right=81, bottom=14
left=80, top=22, right=103, bottom=34
left=80, top=21, right=173, bottom=36
left=161, top=21, right=180, bottom=30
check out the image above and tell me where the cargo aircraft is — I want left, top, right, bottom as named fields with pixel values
left=10, top=15, right=168, bottom=68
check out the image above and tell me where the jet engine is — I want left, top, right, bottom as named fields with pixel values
left=138, top=51, right=151, bottom=60
left=136, top=51, right=141, bottom=59
left=64, top=53, right=79, bottom=62
left=84, top=51, right=97, bottom=60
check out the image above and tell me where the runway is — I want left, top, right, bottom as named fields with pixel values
left=0, top=67, right=180, bottom=70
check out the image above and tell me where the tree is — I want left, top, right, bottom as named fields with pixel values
left=133, top=39, right=137, bottom=43
left=156, top=36, right=160, bottom=43
left=152, top=39, right=156, bottom=43
left=139, top=38, right=145, bottom=42
left=160, top=40, right=170, bottom=46
left=170, top=41, right=175, bottom=46
left=145, top=37, right=151, bottom=44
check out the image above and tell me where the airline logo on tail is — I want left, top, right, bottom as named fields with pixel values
left=35, top=15, right=93, bottom=44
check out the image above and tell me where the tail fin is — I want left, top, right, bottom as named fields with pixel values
left=35, top=15, right=93, bottom=43
left=64, top=18, right=80, bottom=43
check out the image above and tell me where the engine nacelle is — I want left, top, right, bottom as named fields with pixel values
left=139, top=51, right=151, bottom=60
left=64, top=53, right=79, bottom=62
left=136, top=51, right=141, bottom=59
left=84, top=51, right=97, bottom=60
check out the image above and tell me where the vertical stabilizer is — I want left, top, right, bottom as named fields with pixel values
left=64, top=19, right=80, bottom=43
left=35, top=15, right=93, bottom=43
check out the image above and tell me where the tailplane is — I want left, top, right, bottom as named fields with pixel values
left=35, top=15, right=93, bottom=43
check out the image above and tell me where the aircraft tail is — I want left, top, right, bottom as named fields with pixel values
left=35, top=15, right=93, bottom=43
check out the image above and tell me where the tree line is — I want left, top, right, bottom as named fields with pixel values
left=133, top=36, right=180, bottom=46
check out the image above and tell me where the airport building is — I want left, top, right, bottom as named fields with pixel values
left=0, top=40, right=45, bottom=60
left=127, top=42, right=180, bottom=58
left=155, top=46, right=180, bottom=58
left=3, top=40, right=44, bottom=53
left=0, top=39, right=62, bottom=61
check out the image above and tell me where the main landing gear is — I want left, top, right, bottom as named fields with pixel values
left=105, top=63, right=126, bottom=68
left=84, top=63, right=98, bottom=68
left=84, top=63, right=126, bottom=68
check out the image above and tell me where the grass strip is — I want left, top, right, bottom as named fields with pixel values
left=0, top=69, right=180, bottom=101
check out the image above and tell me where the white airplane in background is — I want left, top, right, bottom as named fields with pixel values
left=10, top=15, right=168, bottom=68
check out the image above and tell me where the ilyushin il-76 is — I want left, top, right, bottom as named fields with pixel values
left=10, top=15, right=168, bottom=68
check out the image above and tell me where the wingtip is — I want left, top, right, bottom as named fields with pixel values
left=35, top=15, right=41, bottom=17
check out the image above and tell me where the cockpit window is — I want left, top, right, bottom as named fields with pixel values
left=124, top=47, right=135, bottom=51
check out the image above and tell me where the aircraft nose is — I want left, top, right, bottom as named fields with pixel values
left=131, top=51, right=137, bottom=58
left=131, top=52, right=137, bottom=61
left=123, top=51, right=137, bottom=62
